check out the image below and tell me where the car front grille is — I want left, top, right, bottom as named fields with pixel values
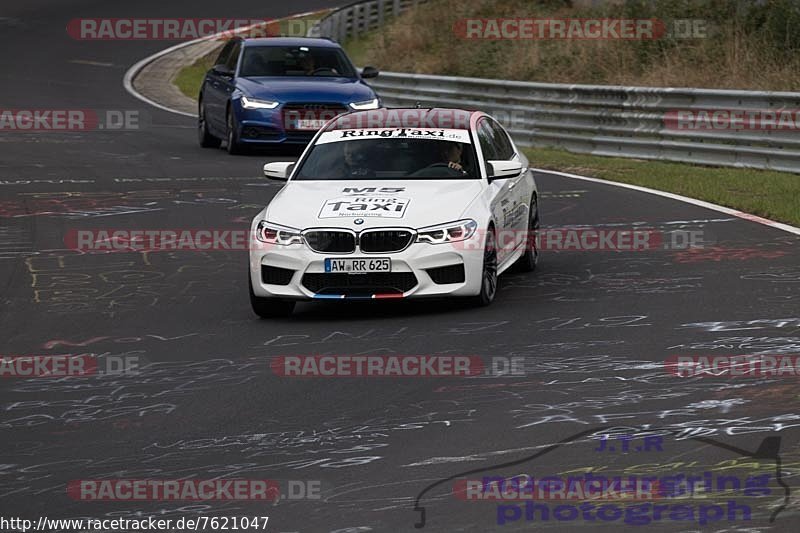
left=304, top=230, right=356, bottom=253
left=302, top=272, right=418, bottom=294
left=359, top=230, right=414, bottom=253
left=283, top=103, right=349, bottom=115
left=426, top=264, right=466, bottom=284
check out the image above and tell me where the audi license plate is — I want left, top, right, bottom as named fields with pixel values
left=295, top=119, right=327, bottom=130
left=325, top=258, right=391, bottom=274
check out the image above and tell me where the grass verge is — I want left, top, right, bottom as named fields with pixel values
left=344, top=0, right=800, bottom=91
left=174, top=49, right=219, bottom=100
left=525, top=147, right=800, bottom=226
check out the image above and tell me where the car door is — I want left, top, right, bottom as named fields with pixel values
left=476, top=118, right=516, bottom=264
left=218, top=40, right=242, bottom=117
left=486, top=118, right=530, bottom=250
left=204, top=40, right=240, bottom=133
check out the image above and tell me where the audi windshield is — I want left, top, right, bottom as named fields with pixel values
left=240, top=45, right=357, bottom=78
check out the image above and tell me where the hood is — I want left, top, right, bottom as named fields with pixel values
left=237, top=77, right=375, bottom=103
left=265, top=180, right=485, bottom=230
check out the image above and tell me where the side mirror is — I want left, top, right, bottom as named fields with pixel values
left=212, top=64, right=234, bottom=77
left=361, top=66, right=379, bottom=79
left=263, top=162, right=295, bottom=181
left=486, top=160, right=523, bottom=181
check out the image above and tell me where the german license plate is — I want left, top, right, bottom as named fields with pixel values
left=295, top=119, right=327, bottom=130
left=324, top=258, right=391, bottom=274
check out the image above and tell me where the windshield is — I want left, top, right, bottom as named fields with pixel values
left=239, top=45, right=357, bottom=78
left=294, top=129, right=479, bottom=180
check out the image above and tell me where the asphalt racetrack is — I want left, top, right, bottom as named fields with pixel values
left=1, top=1, right=799, bottom=532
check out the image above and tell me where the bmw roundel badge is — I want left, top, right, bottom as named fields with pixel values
left=354, top=218, right=364, bottom=225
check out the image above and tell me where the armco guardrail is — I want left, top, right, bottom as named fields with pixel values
left=308, top=0, right=429, bottom=41
left=310, top=0, right=800, bottom=172
left=369, top=72, right=800, bottom=172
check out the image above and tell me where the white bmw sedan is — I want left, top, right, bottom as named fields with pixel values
left=249, top=108, right=539, bottom=317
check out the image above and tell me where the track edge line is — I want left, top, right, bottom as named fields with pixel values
left=532, top=167, right=800, bottom=236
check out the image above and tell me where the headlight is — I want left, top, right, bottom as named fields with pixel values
left=417, top=219, right=478, bottom=244
left=349, top=98, right=380, bottom=110
left=256, top=221, right=303, bottom=245
left=241, top=96, right=279, bottom=110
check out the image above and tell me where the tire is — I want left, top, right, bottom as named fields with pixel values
left=198, top=98, right=221, bottom=148
left=514, top=194, right=539, bottom=272
left=471, top=227, right=498, bottom=306
left=249, top=275, right=295, bottom=318
left=226, top=108, right=246, bottom=155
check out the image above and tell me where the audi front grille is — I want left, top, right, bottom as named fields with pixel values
left=283, top=103, right=349, bottom=115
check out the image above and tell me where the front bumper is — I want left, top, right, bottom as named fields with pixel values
left=236, top=109, right=317, bottom=145
left=249, top=237, right=485, bottom=300
left=233, top=103, right=344, bottom=145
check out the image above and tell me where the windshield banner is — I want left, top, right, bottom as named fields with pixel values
left=316, top=128, right=472, bottom=144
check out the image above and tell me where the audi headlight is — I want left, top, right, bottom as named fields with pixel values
left=417, top=219, right=478, bottom=244
left=256, top=221, right=303, bottom=245
left=241, top=96, right=279, bottom=110
left=349, top=98, right=380, bottom=110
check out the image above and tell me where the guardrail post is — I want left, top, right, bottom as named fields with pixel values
left=335, top=12, right=344, bottom=42
left=377, top=0, right=385, bottom=27
left=352, top=4, right=361, bottom=39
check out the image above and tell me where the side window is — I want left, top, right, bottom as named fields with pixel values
left=477, top=120, right=498, bottom=161
left=225, top=41, right=242, bottom=71
left=214, top=40, right=236, bottom=66
left=488, top=119, right=515, bottom=160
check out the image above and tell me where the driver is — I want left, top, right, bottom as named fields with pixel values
left=337, top=141, right=372, bottom=177
left=299, top=54, right=315, bottom=75
left=440, top=142, right=465, bottom=172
